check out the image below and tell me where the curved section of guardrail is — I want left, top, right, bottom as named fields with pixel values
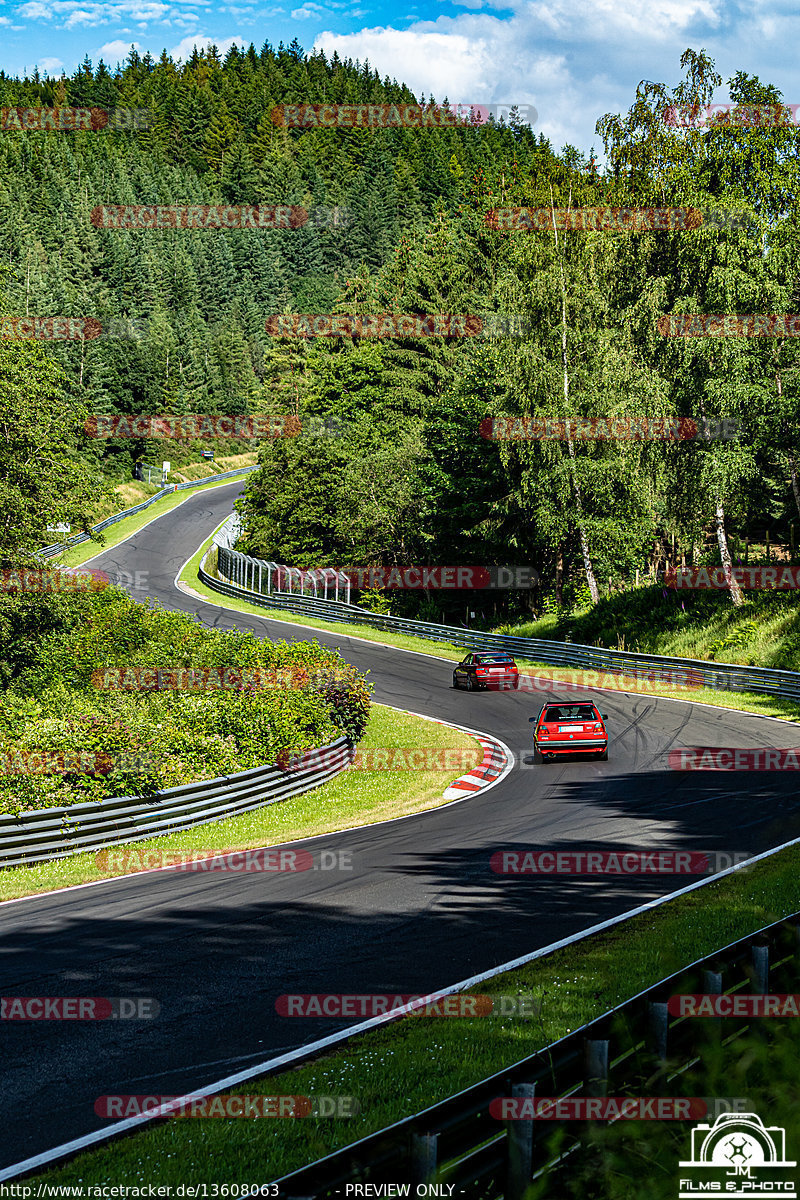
left=199, top=543, right=800, bottom=706
left=271, top=917, right=800, bottom=1197
left=39, top=466, right=258, bottom=558
left=0, top=736, right=353, bottom=869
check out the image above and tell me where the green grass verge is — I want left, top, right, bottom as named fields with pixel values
left=181, top=542, right=800, bottom=725
left=55, top=470, right=256, bottom=570
left=0, top=704, right=479, bottom=903
left=499, top=585, right=800, bottom=673
left=29, top=838, right=800, bottom=1185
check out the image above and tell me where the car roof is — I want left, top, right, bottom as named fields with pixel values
left=540, top=700, right=599, bottom=713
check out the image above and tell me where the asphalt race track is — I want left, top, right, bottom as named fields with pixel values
left=3, top=480, right=800, bottom=1170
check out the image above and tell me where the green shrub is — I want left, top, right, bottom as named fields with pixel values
left=0, top=585, right=372, bottom=817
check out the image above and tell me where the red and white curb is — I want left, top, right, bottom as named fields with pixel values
left=377, top=703, right=514, bottom=801
left=442, top=735, right=509, bottom=799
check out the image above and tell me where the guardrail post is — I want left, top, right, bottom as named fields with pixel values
left=411, top=1131, right=438, bottom=1183
left=703, top=968, right=722, bottom=1041
left=505, top=1082, right=536, bottom=1200
left=646, top=1001, right=669, bottom=1063
left=751, top=942, right=769, bottom=993
left=584, top=1038, right=609, bottom=1097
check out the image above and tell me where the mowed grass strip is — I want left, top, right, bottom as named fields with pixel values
left=56, top=463, right=257, bottom=570
left=28, top=840, right=800, bottom=1185
left=0, top=705, right=480, bottom=902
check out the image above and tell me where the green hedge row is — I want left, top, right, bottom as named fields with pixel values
left=0, top=582, right=371, bottom=817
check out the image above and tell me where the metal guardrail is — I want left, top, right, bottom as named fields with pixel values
left=199, top=546, right=800, bottom=706
left=38, top=466, right=258, bottom=558
left=273, top=917, right=800, bottom=1197
left=0, top=736, right=353, bottom=868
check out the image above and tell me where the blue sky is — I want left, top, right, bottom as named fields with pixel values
left=1, top=0, right=798, bottom=157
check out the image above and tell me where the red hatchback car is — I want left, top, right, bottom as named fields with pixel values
left=453, top=653, right=520, bottom=690
left=530, top=702, right=608, bottom=761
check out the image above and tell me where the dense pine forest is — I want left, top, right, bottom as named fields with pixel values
left=3, top=41, right=800, bottom=622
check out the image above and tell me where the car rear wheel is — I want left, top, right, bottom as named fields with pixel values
left=465, top=676, right=475, bottom=692
left=598, top=747, right=608, bottom=761
left=452, top=674, right=459, bottom=689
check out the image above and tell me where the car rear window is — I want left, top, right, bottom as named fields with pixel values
left=476, top=655, right=514, bottom=664
left=543, top=705, right=599, bottom=722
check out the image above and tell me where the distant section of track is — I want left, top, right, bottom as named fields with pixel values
left=3, top=480, right=800, bottom=1170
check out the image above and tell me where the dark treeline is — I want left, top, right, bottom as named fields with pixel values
left=2, top=43, right=800, bottom=619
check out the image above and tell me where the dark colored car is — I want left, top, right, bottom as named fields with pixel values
left=529, top=702, right=608, bottom=761
left=453, top=652, right=519, bottom=691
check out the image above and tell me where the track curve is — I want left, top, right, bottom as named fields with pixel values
left=3, top=480, right=800, bottom=1170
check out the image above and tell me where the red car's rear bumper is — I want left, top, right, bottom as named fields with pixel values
left=477, top=672, right=519, bottom=688
left=535, top=739, right=607, bottom=754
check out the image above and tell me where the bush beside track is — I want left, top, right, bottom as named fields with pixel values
left=0, top=581, right=370, bottom=817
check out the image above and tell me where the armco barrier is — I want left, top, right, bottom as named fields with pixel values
left=39, top=466, right=257, bottom=558
left=270, top=918, right=800, bottom=1197
left=0, top=736, right=352, bottom=869
left=199, top=544, right=800, bottom=706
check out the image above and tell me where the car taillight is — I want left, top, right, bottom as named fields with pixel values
left=593, top=723, right=603, bottom=731
left=476, top=667, right=488, bottom=674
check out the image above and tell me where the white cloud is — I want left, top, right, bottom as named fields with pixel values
left=167, top=32, right=250, bottom=59
left=311, top=3, right=757, bottom=156
left=98, top=38, right=141, bottom=57
left=36, top=55, right=65, bottom=70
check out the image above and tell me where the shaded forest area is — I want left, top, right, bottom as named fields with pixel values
left=3, top=43, right=800, bottom=623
